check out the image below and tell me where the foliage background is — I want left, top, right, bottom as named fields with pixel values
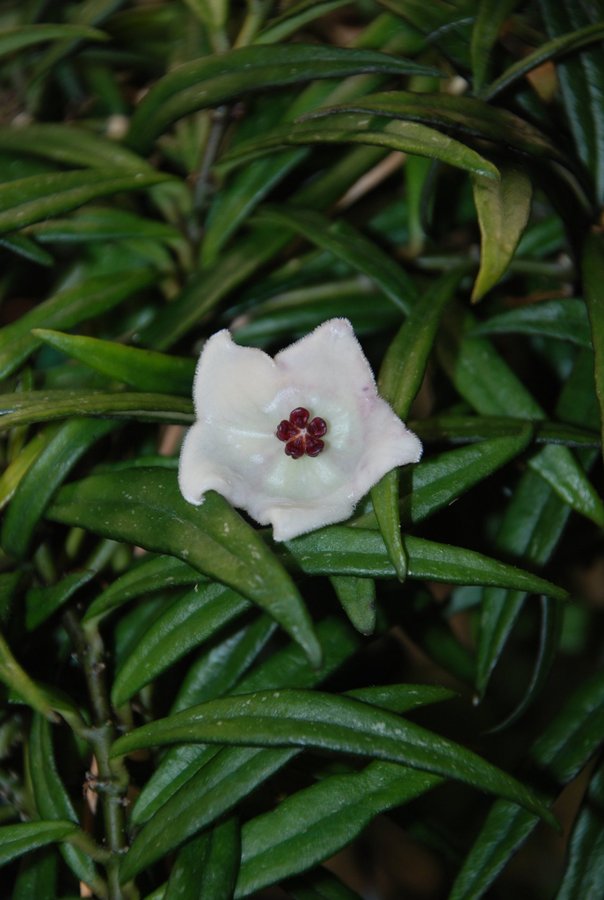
left=1, top=0, right=604, bottom=897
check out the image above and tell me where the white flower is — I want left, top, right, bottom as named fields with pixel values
left=178, top=318, right=422, bottom=542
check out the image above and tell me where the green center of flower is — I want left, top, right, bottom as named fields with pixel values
left=276, top=407, right=327, bottom=459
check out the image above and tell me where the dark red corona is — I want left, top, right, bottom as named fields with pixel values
left=276, top=407, right=327, bottom=459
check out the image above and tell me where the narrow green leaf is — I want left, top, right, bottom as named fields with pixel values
left=0, top=390, right=193, bottom=431
left=28, top=207, right=181, bottom=244
left=556, top=758, right=604, bottom=899
left=111, top=583, right=250, bottom=705
left=33, top=330, right=196, bottom=395
left=0, top=24, right=106, bottom=58
left=2, top=418, right=115, bottom=558
left=84, top=555, right=200, bottom=624
left=165, top=817, right=240, bottom=900
left=0, top=431, right=50, bottom=511
left=582, top=231, right=604, bottom=461
left=0, top=627, right=56, bottom=720
left=0, top=124, right=150, bottom=172
left=330, top=576, right=376, bottom=635
left=13, top=848, right=58, bottom=900
left=287, top=869, right=363, bottom=899
left=221, top=114, right=500, bottom=180
left=121, top=683, right=459, bottom=881
left=485, top=19, right=604, bottom=101
left=47, top=468, right=321, bottom=666
left=29, top=715, right=101, bottom=890
left=470, top=0, right=520, bottom=92
left=471, top=297, right=591, bottom=346
left=438, top=306, right=604, bottom=526
left=300, top=92, right=563, bottom=163
left=256, top=0, right=351, bottom=44
left=111, top=689, right=556, bottom=826
left=26, top=570, right=96, bottom=631
left=126, top=44, right=439, bottom=151
left=413, top=415, right=598, bottom=448
left=252, top=205, right=417, bottom=311
left=372, top=271, right=459, bottom=578
left=0, top=232, right=54, bottom=266
left=471, top=165, right=532, bottom=302
left=0, top=169, right=172, bottom=235
left=285, top=527, right=568, bottom=600
left=236, top=761, right=441, bottom=896
left=0, top=821, right=77, bottom=868
left=0, top=268, right=157, bottom=381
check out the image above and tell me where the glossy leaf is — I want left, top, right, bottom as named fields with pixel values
left=12, top=848, right=58, bottom=900
left=301, top=92, right=563, bottom=163
left=47, top=467, right=321, bottom=666
left=0, top=390, right=193, bottom=431
left=582, top=231, right=604, bottom=461
left=236, top=761, right=442, bottom=896
left=0, top=821, right=77, bottom=868
left=121, top=684, right=459, bottom=880
left=2, top=418, right=115, bottom=558
left=84, top=555, right=200, bottom=624
left=28, top=207, right=181, bottom=244
left=413, top=415, right=599, bottom=448
left=34, top=330, right=196, bottom=395
left=485, top=19, right=604, bottom=101
left=256, top=0, right=351, bottom=44
left=221, top=114, right=500, bottom=180
left=127, top=44, right=438, bottom=151
left=165, top=818, right=240, bottom=900
left=252, top=205, right=417, bottom=311
left=285, top=527, right=568, bottom=600
left=111, top=688, right=555, bottom=826
left=0, top=232, right=54, bottom=266
left=372, top=271, right=459, bottom=577
left=29, top=715, right=101, bottom=890
left=471, top=165, right=532, bottom=302
left=0, top=268, right=157, bottom=381
left=438, top=308, right=604, bottom=526
left=26, top=569, right=96, bottom=631
left=471, top=297, right=590, bottom=346
left=0, top=169, right=171, bottom=235
left=111, top=583, right=250, bottom=705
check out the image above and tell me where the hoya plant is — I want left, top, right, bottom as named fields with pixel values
left=1, top=0, right=603, bottom=897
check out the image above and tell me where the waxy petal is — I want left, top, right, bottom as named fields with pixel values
left=179, top=319, right=422, bottom=541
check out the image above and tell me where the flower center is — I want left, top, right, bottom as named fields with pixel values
left=276, top=407, right=327, bottom=459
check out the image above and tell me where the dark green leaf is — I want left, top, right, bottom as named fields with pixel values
left=221, top=114, right=500, bottom=180
left=28, top=207, right=181, bottom=244
left=29, top=715, right=101, bottom=890
left=0, top=821, right=77, bottom=868
left=2, top=418, right=115, bottom=558
left=300, top=92, right=563, bottom=163
left=555, top=758, right=604, bottom=899
left=471, top=297, right=591, bottom=346
left=0, top=124, right=150, bottom=171
left=111, top=583, right=250, bottom=705
left=236, top=761, right=442, bottom=896
left=285, top=527, right=568, bottom=600
left=13, top=848, right=58, bottom=900
left=34, top=330, right=196, bottom=395
left=0, top=232, right=54, bottom=266
left=470, top=0, right=520, bottom=92
left=47, top=468, right=321, bottom=666
left=413, top=415, right=598, bottom=448
left=0, top=390, right=193, bottom=431
left=0, top=627, right=57, bottom=719
left=26, top=570, right=96, bottom=631
left=127, top=44, right=439, bottom=151
left=165, top=818, right=240, bottom=900
left=111, top=688, right=556, bottom=826
left=0, top=169, right=172, bottom=235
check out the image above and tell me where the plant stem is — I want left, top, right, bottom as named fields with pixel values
left=64, top=611, right=136, bottom=900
